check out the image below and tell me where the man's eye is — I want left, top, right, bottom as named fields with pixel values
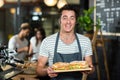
left=63, top=17, right=67, bottom=20
left=71, top=17, right=75, bottom=20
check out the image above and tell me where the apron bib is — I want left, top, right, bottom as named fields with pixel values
left=52, top=33, right=83, bottom=80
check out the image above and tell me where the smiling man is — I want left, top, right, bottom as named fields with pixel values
left=36, top=4, right=94, bottom=80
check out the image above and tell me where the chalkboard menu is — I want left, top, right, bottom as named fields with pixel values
left=96, top=0, right=120, bottom=33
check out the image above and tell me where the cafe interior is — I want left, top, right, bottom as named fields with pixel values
left=0, top=0, right=120, bottom=80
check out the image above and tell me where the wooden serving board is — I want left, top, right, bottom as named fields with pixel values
left=53, top=68, right=92, bottom=73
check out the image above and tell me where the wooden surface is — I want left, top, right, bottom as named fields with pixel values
left=12, top=74, right=39, bottom=80
left=1, top=61, right=42, bottom=80
left=11, top=62, right=39, bottom=80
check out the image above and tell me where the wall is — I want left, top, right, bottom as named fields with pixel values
left=89, top=0, right=120, bottom=80
left=0, top=9, right=6, bottom=44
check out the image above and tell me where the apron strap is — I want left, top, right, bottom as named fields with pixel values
left=54, top=32, right=60, bottom=56
left=75, top=33, right=82, bottom=60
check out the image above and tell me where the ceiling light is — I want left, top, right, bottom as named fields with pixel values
left=10, top=8, right=16, bottom=14
left=57, top=0, right=67, bottom=9
left=0, top=0, right=4, bottom=7
left=34, top=7, right=41, bottom=13
left=32, top=16, right=39, bottom=21
left=44, top=0, right=58, bottom=7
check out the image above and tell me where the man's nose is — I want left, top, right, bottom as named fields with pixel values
left=67, top=19, right=71, bottom=24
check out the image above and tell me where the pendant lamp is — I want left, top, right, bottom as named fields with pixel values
left=57, top=0, right=67, bottom=9
left=0, top=0, right=4, bottom=7
left=44, top=0, right=58, bottom=7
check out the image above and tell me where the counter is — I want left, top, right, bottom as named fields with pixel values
left=12, top=74, right=39, bottom=80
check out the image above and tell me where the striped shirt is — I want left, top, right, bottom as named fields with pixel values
left=39, top=33, right=92, bottom=66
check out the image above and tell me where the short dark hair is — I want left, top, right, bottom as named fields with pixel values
left=19, top=22, right=31, bottom=31
left=59, top=4, right=79, bottom=19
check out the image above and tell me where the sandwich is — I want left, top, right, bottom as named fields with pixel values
left=52, top=62, right=69, bottom=70
left=69, top=61, right=89, bottom=69
left=52, top=61, right=89, bottom=70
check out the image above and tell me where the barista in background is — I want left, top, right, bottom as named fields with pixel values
left=29, top=27, right=46, bottom=62
left=29, top=27, right=50, bottom=80
left=8, top=22, right=30, bottom=61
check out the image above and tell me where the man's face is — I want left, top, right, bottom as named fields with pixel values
left=23, top=29, right=30, bottom=37
left=60, top=10, right=76, bottom=33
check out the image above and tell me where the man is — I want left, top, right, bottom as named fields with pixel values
left=8, top=22, right=30, bottom=61
left=37, top=5, right=94, bottom=80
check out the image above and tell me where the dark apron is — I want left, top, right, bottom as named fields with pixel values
left=52, top=33, right=83, bottom=80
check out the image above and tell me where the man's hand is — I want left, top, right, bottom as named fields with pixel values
left=47, top=67, right=58, bottom=78
left=17, top=46, right=29, bottom=53
left=23, top=46, right=29, bottom=52
left=82, top=64, right=95, bottom=74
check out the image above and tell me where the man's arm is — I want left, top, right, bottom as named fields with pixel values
left=16, top=46, right=29, bottom=53
left=85, top=55, right=93, bottom=66
left=85, top=55, right=94, bottom=74
left=36, top=56, right=48, bottom=76
left=8, top=37, right=16, bottom=50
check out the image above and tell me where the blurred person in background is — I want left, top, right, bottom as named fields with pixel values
left=29, top=27, right=46, bottom=62
left=8, top=22, right=30, bottom=61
